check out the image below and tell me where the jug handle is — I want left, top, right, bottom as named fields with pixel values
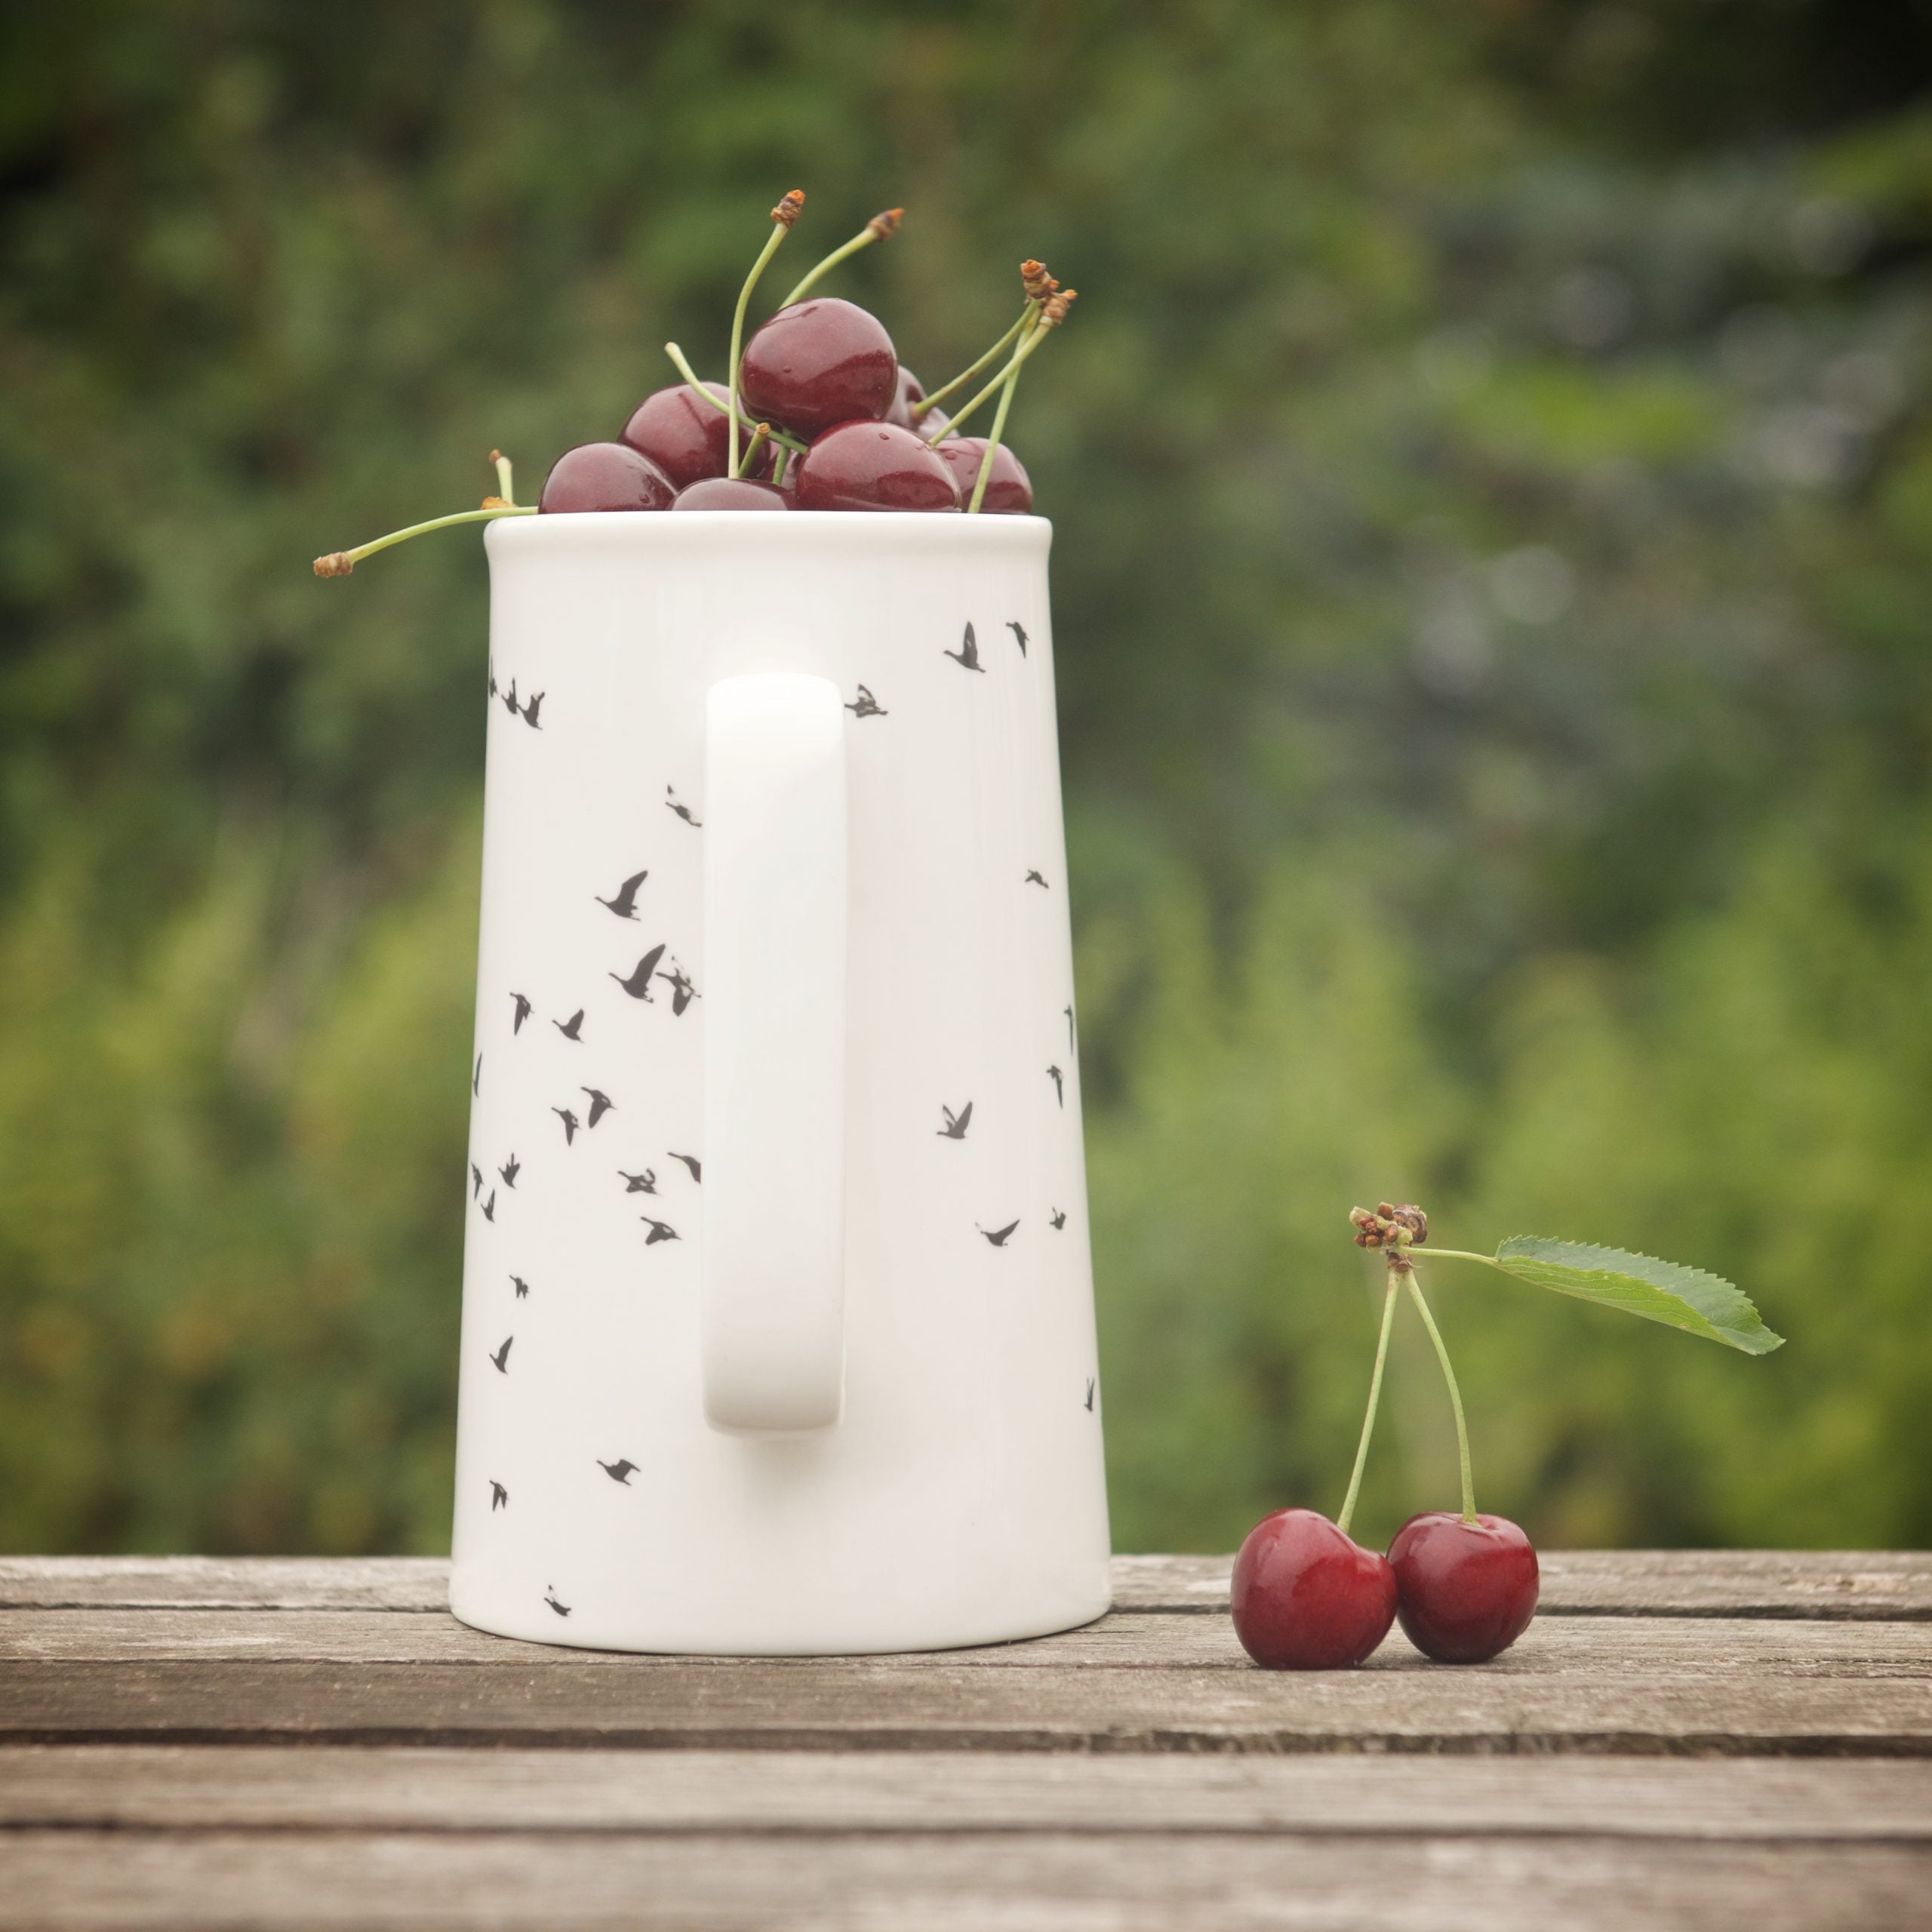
left=699, top=672, right=848, bottom=1432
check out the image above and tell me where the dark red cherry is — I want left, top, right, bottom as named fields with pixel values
left=1386, top=1512, right=1539, bottom=1663
left=884, top=366, right=925, bottom=429
left=1231, top=1508, right=1398, bottom=1669
left=620, top=383, right=735, bottom=490
left=935, top=437, right=1032, bottom=513
left=539, top=442, right=675, bottom=513
left=740, top=297, right=897, bottom=438
left=672, top=478, right=791, bottom=511
left=792, top=421, right=961, bottom=512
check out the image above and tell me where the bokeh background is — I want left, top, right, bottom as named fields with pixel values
left=4, top=0, right=1930, bottom=1559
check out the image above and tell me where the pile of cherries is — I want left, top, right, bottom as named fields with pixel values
left=543, top=190, right=1052, bottom=517
left=1230, top=1204, right=1541, bottom=1670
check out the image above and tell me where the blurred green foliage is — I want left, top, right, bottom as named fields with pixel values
left=2, top=1, right=1930, bottom=1555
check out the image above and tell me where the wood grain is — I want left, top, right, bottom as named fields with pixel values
left=5, top=1607, right=1929, bottom=1676
left=5, top=1550, right=1928, bottom=1616
left=4, top=1829, right=1929, bottom=1931
left=3, top=1744, right=1927, bottom=1840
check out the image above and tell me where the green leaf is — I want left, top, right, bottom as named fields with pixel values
left=1491, top=1238, right=1785, bottom=1355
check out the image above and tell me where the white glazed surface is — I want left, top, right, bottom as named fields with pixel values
left=451, top=512, right=1111, bottom=1654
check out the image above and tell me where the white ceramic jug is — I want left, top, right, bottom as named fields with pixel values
left=449, top=511, right=1111, bottom=1654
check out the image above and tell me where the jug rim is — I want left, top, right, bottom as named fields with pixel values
left=486, top=509, right=1051, bottom=561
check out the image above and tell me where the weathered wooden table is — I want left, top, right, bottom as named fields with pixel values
left=1, top=1552, right=1927, bottom=1929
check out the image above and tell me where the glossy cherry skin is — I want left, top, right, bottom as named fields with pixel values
left=935, top=436, right=1032, bottom=513
left=884, top=365, right=927, bottom=429
left=740, top=297, right=897, bottom=438
left=792, top=420, right=961, bottom=512
left=1386, top=1512, right=1539, bottom=1663
left=620, top=382, right=778, bottom=488
left=538, top=441, right=675, bottom=513
left=1231, top=1509, right=1398, bottom=1669
left=671, top=477, right=790, bottom=511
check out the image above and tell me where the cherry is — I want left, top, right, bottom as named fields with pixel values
left=740, top=297, right=897, bottom=438
left=934, top=436, right=1032, bottom=514
left=792, top=421, right=961, bottom=512
left=672, top=477, right=790, bottom=511
left=1231, top=1508, right=1398, bottom=1669
left=1386, top=1512, right=1539, bottom=1663
left=619, top=383, right=742, bottom=490
left=884, top=366, right=926, bottom=429
left=538, top=442, right=675, bottom=513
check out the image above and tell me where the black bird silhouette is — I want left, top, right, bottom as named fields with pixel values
left=1048, top=1064, right=1064, bottom=1106
left=1085, top=1378, right=1095, bottom=1412
left=582, top=1088, right=614, bottom=1128
left=471, top=1162, right=484, bottom=1199
left=1025, top=869, right=1049, bottom=888
left=978, top=1220, right=1020, bottom=1247
left=938, top=1102, right=973, bottom=1140
left=481, top=1189, right=497, bottom=1223
left=641, top=1216, right=681, bottom=1245
left=1065, top=1004, right=1076, bottom=1054
left=511, top=992, right=531, bottom=1034
left=611, top=946, right=666, bottom=1000
left=846, top=684, right=888, bottom=718
left=554, top=1008, right=586, bottom=1042
left=943, top=622, right=985, bottom=672
left=511, top=1275, right=530, bottom=1300
left=491, top=1480, right=508, bottom=1510
left=552, top=1107, right=579, bottom=1146
left=499, top=1153, right=521, bottom=1189
left=620, top=1168, right=658, bottom=1195
left=490, top=1336, right=512, bottom=1373
left=501, top=678, right=519, bottom=717
left=472, top=1054, right=482, bottom=1097
left=488, top=660, right=499, bottom=699
left=1051, top=1208, right=1067, bottom=1230
left=666, top=786, right=702, bottom=828
left=658, top=961, right=700, bottom=1015
left=520, top=690, right=544, bottom=730
left=596, top=869, right=648, bottom=920
left=544, top=1585, right=571, bottom=1618
left=668, top=1152, right=702, bottom=1183
left=1008, top=620, right=1029, bottom=657
left=598, top=1458, right=638, bottom=1485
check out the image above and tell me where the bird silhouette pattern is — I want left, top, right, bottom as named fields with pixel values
left=943, top=622, right=985, bottom=673
left=596, top=869, right=648, bottom=920
left=466, top=610, right=1105, bottom=1612
left=611, top=946, right=665, bottom=1001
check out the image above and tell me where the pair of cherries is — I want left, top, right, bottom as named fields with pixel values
left=1231, top=1506, right=1540, bottom=1669
left=538, top=297, right=1032, bottom=515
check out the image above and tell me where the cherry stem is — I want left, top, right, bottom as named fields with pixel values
left=728, top=221, right=795, bottom=472
left=490, top=450, right=515, bottom=504
left=312, top=503, right=537, bottom=577
left=924, top=315, right=1051, bottom=445
left=1337, top=1272, right=1400, bottom=1540
left=1404, top=1265, right=1478, bottom=1526
left=966, top=361, right=1023, bottom=513
left=663, top=344, right=808, bottom=453
left=913, top=303, right=1037, bottom=420
left=779, top=223, right=884, bottom=309
left=735, top=423, right=773, bottom=479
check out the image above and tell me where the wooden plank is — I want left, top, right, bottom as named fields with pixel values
left=3, top=1830, right=1928, bottom=1930
left=5, top=1607, right=1929, bottom=1679
left=1114, top=1550, right=1932, bottom=1619
left=5, top=1550, right=1930, bottom=1617
left=4, top=1647, right=1926, bottom=1753
left=2, top=1744, right=1927, bottom=1840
